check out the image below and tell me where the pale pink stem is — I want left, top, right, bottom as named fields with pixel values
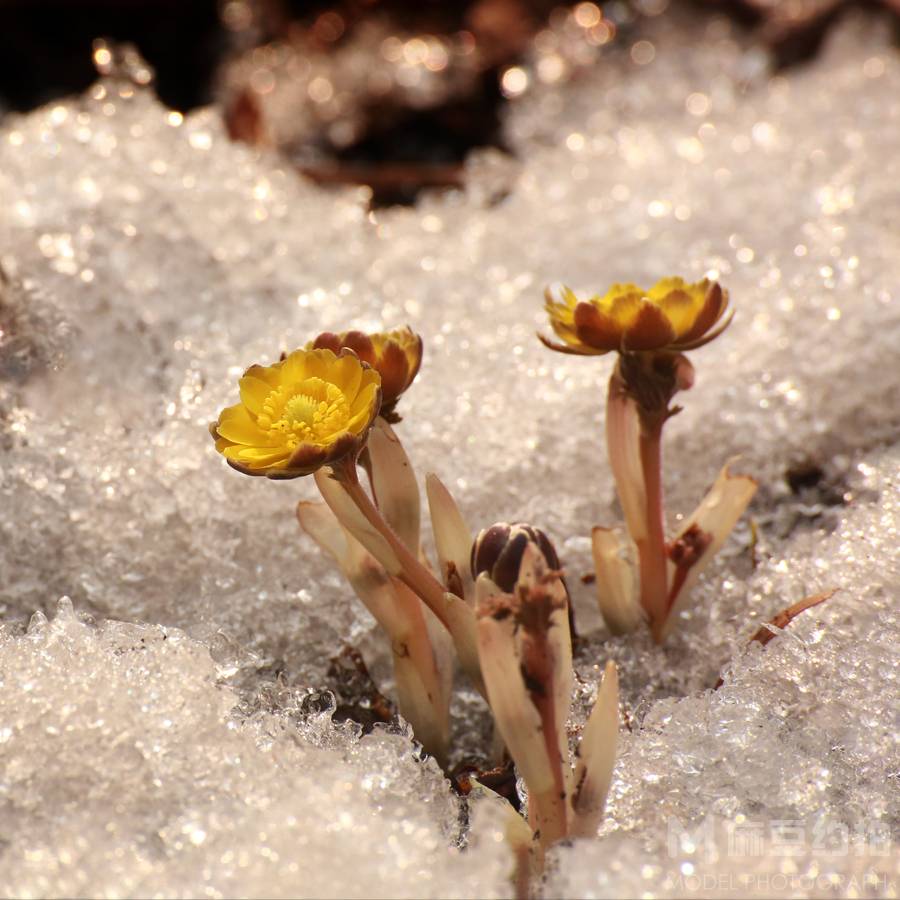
left=604, top=370, right=645, bottom=541
left=334, top=456, right=449, bottom=623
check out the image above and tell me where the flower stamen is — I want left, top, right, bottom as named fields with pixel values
left=257, top=380, right=354, bottom=447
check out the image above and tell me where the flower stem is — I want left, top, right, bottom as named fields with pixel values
left=331, top=455, right=485, bottom=695
left=605, top=366, right=669, bottom=637
left=637, top=418, right=670, bottom=643
left=606, top=354, right=687, bottom=642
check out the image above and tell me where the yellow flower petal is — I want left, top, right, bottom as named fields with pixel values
left=216, top=405, right=272, bottom=445
left=646, top=277, right=689, bottom=301
left=224, top=444, right=292, bottom=465
left=573, top=302, right=623, bottom=351
left=679, top=281, right=727, bottom=345
left=279, top=349, right=311, bottom=384
left=299, top=349, right=335, bottom=383
left=347, top=380, right=378, bottom=421
left=239, top=375, right=273, bottom=415
left=211, top=346, right=382, bottom=479
left=329, top=352, right=363, bottom=398
left=346, top=393, right=379, bottom=434
left=600, top=283, right=642, bottom=310
left=242, top=362, right=282, bottom=388
left=655, top=289, right=701, bottom=337
left=549, top=318, right=581, bottom=345
left=605, top=291, right=644, bottom=328
left=623, top=301, right=677, bottom=351
left=541, top=277, right=731, bottom=356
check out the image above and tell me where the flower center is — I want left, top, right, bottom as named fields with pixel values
left=283, top=393, right=321, bottom=427
left=257, top=377, right=352, bottom=448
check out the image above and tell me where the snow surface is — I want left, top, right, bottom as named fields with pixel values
left=0, top=11, right=897, bottom=898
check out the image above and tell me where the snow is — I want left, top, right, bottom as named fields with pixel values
left=0, top=11, right=897, bottom=897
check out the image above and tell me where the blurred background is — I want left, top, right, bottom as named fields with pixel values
left=1, top=0, right=897, bottom=205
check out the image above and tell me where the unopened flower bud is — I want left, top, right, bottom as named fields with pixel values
left=310, top=326, right=422, bottom=421
left=471, top=522, right=561, bottom=594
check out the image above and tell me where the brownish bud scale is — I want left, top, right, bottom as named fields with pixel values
left=471, top=522, right=561, bottom=594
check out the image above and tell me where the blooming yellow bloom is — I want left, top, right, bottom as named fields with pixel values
left=210, top=347, right=381, bottom=478
left=310, top=327, right=422, bottom=419
left=540, top=277, right=731, bottom=356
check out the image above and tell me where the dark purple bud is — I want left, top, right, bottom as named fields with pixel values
left=471, top=522, right=561, bottom=594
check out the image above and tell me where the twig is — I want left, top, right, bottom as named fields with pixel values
left=714, top=588, right=837, bottom=688
left=748, top=588, right=837, bottom=647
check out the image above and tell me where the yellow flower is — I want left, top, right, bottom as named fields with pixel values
left=539, top=277, right=731, bottom=356
left=310, top=327, right=422, bottom=420
left=210, top=348, right=382, bottom=478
